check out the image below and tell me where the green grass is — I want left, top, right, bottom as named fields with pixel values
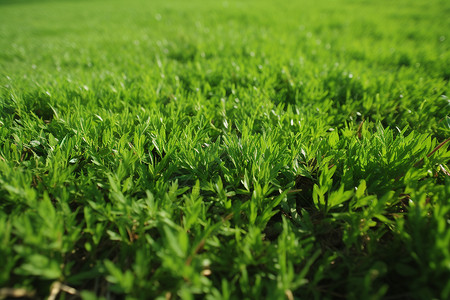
left=0, top=0, right=449, bottom=299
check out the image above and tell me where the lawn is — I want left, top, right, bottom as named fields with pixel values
left=0, top=0, right=449, bottom=299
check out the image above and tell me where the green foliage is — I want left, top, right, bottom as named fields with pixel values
left=0, top=0, right=449, bottom=299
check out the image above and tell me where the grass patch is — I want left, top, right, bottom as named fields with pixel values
left=0, top=0, right=449, bottom=299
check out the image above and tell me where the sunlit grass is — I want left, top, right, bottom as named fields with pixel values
left=0, top=0, right=449, bottom=299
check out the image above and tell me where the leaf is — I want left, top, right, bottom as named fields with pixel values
left=355, top=179, right=366, bottom=199
left=29, top=140, right=40, bottom=147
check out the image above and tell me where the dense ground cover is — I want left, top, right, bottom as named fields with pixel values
left=0, top=0, right=449, bottom=298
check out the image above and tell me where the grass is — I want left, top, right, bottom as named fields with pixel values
left=0, top=0, right=449, bottom=299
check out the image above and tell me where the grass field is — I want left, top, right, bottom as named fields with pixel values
left=1, top=0, right=449, bottom=299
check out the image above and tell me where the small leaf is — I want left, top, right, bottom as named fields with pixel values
left=355, top=179, right=366, bottom=198
left=29, top=140, right=40, bottom=147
